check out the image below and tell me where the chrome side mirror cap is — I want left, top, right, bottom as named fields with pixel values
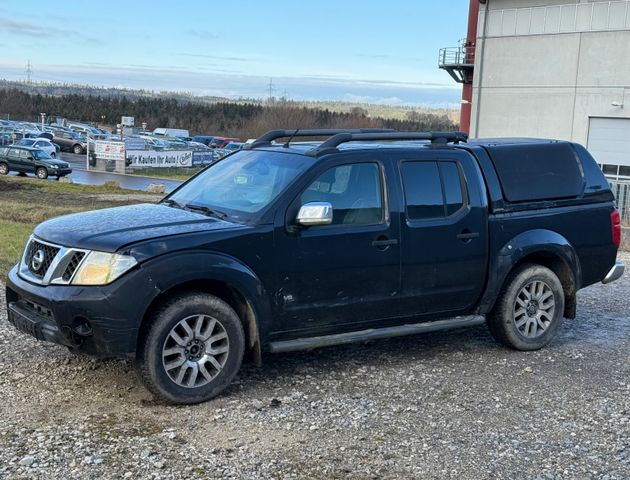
left=296, top=202, right=333, bottom=226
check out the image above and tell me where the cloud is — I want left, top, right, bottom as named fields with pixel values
left=182, top=53, right=254, bottom=63
left=0, top=15, right=98, bottom=43
left=0, top=16, right=64, bottom=37
left=187, top=29, right=219, bottom=40
left=0, top=61, right=461, bottom=107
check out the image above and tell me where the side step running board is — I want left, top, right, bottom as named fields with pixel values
left=268, top=315, right=486, bottom=353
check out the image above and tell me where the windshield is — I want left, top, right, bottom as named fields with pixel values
left=16, top=139, right=34, bottom=146
left=165, top=150, right=313, bottom=221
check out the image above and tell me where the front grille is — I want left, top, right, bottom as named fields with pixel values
left=25, top=240, right=60, bottom=278
left=61, top=251, right=85, bottom=281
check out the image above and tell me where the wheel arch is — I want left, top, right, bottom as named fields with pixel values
left=478, top=229, right=581, bottom=318
left=138, top=278, right=263, bottom=366
left=133, top=252, right=272, bottom=367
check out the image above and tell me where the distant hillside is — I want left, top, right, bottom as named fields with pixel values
left=0, top=81, right=458, bottom=139
left=0, top=80, right=459, bottom=123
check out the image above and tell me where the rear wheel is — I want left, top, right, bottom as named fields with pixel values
left=487, top=264, right=564, bottom=351
left=0, top=162, right=8, bottom=175
left=36, top=167, right=48, bottom=179
left=73, top=144, right=83, bottom=154
left=137, top=292, right=245, bottom=404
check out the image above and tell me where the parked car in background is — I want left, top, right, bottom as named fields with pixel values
left=223, top=141, right=244, bottom=153
left=14, top=138, right=59, bottom=158
left=153, top=128, right=190, bottom=138
left=187, top=141, right=212, bottom=152
left=192, top=135, right=214, bottom=146
left=135, top=135, right=169, bottom=150
left=51, top=130, right=87, bottom=154
left=208, top=137, right=241, bottom=149
left=161, top=136, right=189, bottom=149
left=0, top=145, right=71, bottom=179
left=68, top=124, right=105, bottom=138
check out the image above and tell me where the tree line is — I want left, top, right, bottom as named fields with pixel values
left=0, top=88, right=457, bottom=139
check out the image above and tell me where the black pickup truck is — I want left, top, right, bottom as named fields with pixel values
left=5, top=129, right=624, bottom=404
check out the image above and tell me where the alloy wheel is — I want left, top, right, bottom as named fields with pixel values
left=161, top=314, right=229, bottom=388
left=513, top=280, right=555, bottom=338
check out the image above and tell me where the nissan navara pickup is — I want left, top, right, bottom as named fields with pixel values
left=5, top=129, right=624, bottom=404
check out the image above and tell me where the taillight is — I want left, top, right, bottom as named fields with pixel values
left=611, top=209, right=621, bottom=248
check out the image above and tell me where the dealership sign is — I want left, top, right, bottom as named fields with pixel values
left=94, top=141, right=125, bottom=161
left=192, top=151, right=216, bottom=165
left=127, top=150, right=193, bottom=167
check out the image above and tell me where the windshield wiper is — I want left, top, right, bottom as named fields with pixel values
left=184, top=203, right=228, bottom=220
left=161, top=198, right=184, bottom=209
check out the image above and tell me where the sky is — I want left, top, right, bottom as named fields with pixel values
left=0, top=0, right=469, bottom=106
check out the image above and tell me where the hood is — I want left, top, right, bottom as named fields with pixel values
left=34, top=203, right=243, bottom=252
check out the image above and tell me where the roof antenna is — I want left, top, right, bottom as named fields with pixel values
left=283, top=128, right=300, bottom=148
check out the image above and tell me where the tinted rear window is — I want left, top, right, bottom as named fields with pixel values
left=486, top=143, right=584, bottom=202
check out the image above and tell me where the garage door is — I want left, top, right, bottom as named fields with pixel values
left=587, top=117, right=630, bottom=178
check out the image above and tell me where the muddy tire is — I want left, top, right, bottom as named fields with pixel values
left=137, top=292, right=245, bottom=405
left=487, top=263, right=564, bottom=351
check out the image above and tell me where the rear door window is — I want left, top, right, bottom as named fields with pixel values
left=400, top=161, right=466, bottom=220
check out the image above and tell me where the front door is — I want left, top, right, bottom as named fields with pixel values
left=274, top=159, right=401, bottom=337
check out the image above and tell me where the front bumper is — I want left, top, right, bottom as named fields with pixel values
left=5, top=264, right=154, bottom=357
left=50, top=168, right=72, bottom=176
left=602, top=262, right=625, bottom=284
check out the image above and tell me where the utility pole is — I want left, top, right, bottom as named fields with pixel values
left=267, top=78, right=276, bottom=103
left=25, top=61, right=33, bottom=84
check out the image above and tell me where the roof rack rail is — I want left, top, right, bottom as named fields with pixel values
left=305, top=131, right=468, bottom=156
left=243, top=128, right=396, bottom=149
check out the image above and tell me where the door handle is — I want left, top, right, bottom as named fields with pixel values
left=372, top=237, right=398, bottom=249
left=457, top=230, right=480, bottom=241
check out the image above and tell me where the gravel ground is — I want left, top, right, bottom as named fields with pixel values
left=0, top=253, right=628, bottom=479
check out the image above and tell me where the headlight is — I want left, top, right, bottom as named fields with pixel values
left=71, top=251, right=138, bottom=285
left=50, top=164, right=58, bottom=168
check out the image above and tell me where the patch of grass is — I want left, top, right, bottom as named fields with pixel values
left=0, top=220, right=34, bottom=274
left=0, top=176, right=158, bottom=276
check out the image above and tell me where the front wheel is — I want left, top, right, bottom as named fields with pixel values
left=36, top=167, right=48, bottom=179
left=137, top=293, right=245, bottom=404
left=487, top=264, right=564, bottom=351
left=0, top=162, right=8, bottom=175
left=73, top=144, right=83, bottom=154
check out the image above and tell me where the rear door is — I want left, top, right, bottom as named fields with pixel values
left=7, top=148, right=23, bottom=171
left=395, top=149, right=488, bottom=316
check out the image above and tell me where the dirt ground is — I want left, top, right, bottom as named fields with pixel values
left=0, top=253, right=629, bottom=479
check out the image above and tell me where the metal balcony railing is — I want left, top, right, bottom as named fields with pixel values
left=438, top=45, right=475, bottom=83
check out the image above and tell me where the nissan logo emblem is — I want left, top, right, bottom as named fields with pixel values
left=31, top=249, right=45, bottom=272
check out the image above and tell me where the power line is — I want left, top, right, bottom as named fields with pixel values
left=25, top=60, right=33, bottom=83
left=266, top=78, right=276, bottom=102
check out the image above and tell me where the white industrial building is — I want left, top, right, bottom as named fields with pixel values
left=442, top=0, right=630, bottom=180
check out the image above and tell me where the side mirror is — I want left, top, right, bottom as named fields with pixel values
left=296, top=202, right=333, bottom=226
